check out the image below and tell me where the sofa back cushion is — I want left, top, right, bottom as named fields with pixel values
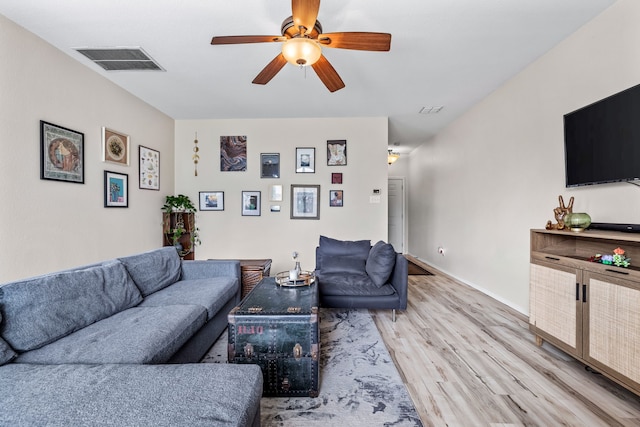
left=316, top=236, right=371, bottom=271
left=366, top=241, right=397, bottom=287
left=319, top=255, right=367, bottom=275
left=0, top=260, right=142, bottom=352
left=0, top=312, right=17, bottom=365
left=118, top=247, right=181, bottom=297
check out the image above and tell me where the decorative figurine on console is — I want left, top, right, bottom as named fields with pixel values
left=545, top=195, right=574, bottom=230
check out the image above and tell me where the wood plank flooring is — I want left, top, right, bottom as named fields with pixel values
left=371, top=261, right=640, bottom=426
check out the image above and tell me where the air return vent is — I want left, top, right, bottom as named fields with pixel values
left=74, top=47, right=164, bottom=71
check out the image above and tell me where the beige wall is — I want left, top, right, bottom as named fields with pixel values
left=0, top=14, right=175, bottom=282
left=174, top=117, right=389, bottom=274
left=407, top=0, right=640, bottom=313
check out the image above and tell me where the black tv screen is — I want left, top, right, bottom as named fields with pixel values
left=564, top=83, right=640, bottom=187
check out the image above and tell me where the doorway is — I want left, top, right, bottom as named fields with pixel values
left=388, top=178, right=405, bottom=253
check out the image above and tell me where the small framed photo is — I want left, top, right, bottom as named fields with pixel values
left=270, top=205, right=281, bottom=212
left=40, top=121, right=84, bottom=184
left=102, top=127, right=130, bottom=166
left=296, top=147, right=315, bottom=173
left=242, top=191, right=261, bottom=216
left=199, top=191, right=224, bottom=211
left=291, top=184, right=320, bottom=220
left=327, top=140, right=347, bottom=166
left=260, top=153, right=280, bottom=178
left=331, top=172, right=343, bottom=184
left=330, top=190, right=344, bottom=207
left=139, top=146, right=160, bottom=190
left=104, top=171, right=128, bottom=208
left=270, top=184, right=283, bottom=201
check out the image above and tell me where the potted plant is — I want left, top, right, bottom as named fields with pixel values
left=162, top=194, right=200, bottom=257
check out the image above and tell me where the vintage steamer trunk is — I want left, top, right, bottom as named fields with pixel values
left=228, top=277, right=320, bottom=397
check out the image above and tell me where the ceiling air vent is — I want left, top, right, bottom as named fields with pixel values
left=74, top=47, right=165, bottom=71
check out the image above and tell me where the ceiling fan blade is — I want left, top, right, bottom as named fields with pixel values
left=311, top=55, right=345, bottom=92
left=252, top=54, right=288, bottom=85
left=318, top=32, right=391, bottom=51
left=211, top=35, right=285, bottom=45
left=292, top=0, right=320, bottom=35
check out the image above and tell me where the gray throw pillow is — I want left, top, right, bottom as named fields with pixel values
left=366, top=241, right=397, bottom=287
left=317, top=235, right=371, bottom=270
left=320, top=255, right=367, bottom=275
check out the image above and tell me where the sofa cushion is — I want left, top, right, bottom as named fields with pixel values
left=15, top=305, right=207, bottom=364
left=320, top=255, right=367, bottom=275
left=0, top=311, right=16, bottom=365
left=366, top=241, right=397, bottom=287
left=0, top=337, right=16, bottom=366
left=119, top=247, right=182, bottom=297
left=0, top=260, right=143, bottom=352
left=0, top=363, right=263, bottom=427
left=318, top=274, right=396, bottom=296
left=139, top=277, right=238, bottom=321
left=317, top=235, right=371, bottom=270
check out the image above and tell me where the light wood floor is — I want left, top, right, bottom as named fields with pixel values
left=371, top=261, right=640, bottom=427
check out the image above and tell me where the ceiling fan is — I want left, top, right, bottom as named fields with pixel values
left=211, top=0, right=391, bottom=92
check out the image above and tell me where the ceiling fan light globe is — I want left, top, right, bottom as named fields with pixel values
left=282, top=38, right=321, bottom=66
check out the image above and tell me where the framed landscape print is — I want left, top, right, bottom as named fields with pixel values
left=139, top=146, right=160, bottom=190
left=104, top=171, right=128, bottom=208
left=102, top=127, right=130, bottom=166
left=242, top=191, right=261, bottom=216
left=327, top=140, right=347, bottom=166
left=330, top=190, right=344, bottom=207
left=296, top=147, right=315, bottom=173
left=291, top=184, right=320, bottom=219
left=260, top=153, right=280, bottom=178
left=220, top=135, right=247, bottom=171
left=199, top=191, right=224, bottom=211
left=40, top=121, right=84, bottom=183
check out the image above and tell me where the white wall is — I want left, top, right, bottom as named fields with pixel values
left=0, top=14, right=175, bottom=282
left=174, top=117, right=389, bottom=274
left=407, top=0, right=640, bottom=314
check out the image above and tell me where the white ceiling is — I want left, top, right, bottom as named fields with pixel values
left=1, top=0, right=616, bottom=153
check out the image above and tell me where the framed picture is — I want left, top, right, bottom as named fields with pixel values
left=270, top=184, right=283, bottom=201
left=199, top=191, right=224, bottom=211
left=102, top=127, right=130, bottom=166
left=271, top=205, right=281, bottom=212
left=40, top=121, right=84, bottom=183
left=327, top=140, right=347, bottom=166
left=220, top=135, right=247, bottom=171
left=330, top=190, right=344, bottom=207
left=291, top=184, right=320, bottom=219
left=331, top=172, right=343, bottom=184
left=242, top=191, right=261, bottom=216
left=296, top=147, right=315, bottom=173
left=104, top=171, right=128, bottom=208
left=260, top=153, right=280, bottom=178
left=139, top=146, right=160, bottom=190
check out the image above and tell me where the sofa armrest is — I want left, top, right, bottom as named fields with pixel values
left=180, top=260, right=241, bottom=282
left=389, top=254, right=408, bottom=310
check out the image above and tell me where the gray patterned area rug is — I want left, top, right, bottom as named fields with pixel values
left=202, top=308, right=423, bottom=427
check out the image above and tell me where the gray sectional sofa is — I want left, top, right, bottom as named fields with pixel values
left=315, top=236, right=408, bottom=322
left=0, top=247, right=263, bottom=427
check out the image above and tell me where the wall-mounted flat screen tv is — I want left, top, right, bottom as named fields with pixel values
left=564, top=83, right=640, bottom=187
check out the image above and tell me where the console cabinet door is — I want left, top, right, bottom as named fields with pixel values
left=530, top=261, right=582, bottom=357
left=584, top=272, right=640, bottom=394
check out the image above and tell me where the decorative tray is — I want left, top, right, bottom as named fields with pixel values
left=275, top=270, right=315, bottom=287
